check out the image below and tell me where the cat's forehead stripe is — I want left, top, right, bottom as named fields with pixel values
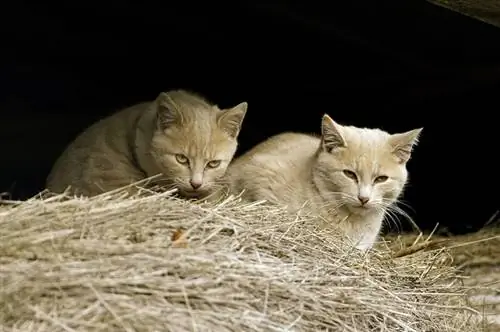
left=339, top=127, right=395, bottom=176
left=355, top=158, right=381, bottom=179
left=182, top=121, right=230, bottom=160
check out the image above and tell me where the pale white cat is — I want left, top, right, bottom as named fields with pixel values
left=226, top=114, right=422, bottom=250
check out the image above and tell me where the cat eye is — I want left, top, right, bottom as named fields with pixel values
left=374, top=175, right=389, bottom=183
left=343, top=170, right=357, bottom=181
left=175, top=154, right=189, bottom=165
left=206, top=160, right=221, bottom=168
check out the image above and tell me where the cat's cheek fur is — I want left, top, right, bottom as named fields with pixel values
left=388, top=174, right=408, bottom=200
left=342, top=181, right=359, bottom=201
left=331, top=173, right=358, bottom=196
left=380, top=181, right=402, bottom=204
left=204, top=167, right=226, bottom=186
left=169, top=163, right=191, bottom=187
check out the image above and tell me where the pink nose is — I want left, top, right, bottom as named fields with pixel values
left=190, top=180, right=202, bottom=189
left=358, top=195, right=369, bottom=205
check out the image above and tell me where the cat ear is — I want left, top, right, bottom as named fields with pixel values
left=155, top=92, right=184, bottom=129
left=217, top=102, right=248, bottom=138
left=389, top=128, right=423, bottom=164
left=321, top=114, right=346, bottom=152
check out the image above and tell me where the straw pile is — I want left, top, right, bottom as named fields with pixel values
left=0, top=188, right=492, bottom=332
left=383, top=221, right=500, bottom=328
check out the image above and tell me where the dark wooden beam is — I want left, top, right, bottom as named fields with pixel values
left=427, top=0, right=500, bottom=28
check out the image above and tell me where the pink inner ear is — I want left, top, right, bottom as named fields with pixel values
left=392, top=145, right=413, bottom=164
left=218, top=107, right=246, bottom=138
left=389, top=129, right=421, bottom=164
left=321, top=118, right=345, bottom=151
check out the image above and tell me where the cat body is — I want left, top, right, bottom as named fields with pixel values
left=226, top=115, right=422, bottom=250
left=46, top=90, right=247, bottom=198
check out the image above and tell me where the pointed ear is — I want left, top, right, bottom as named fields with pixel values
left=217, top=102, right=248, bottom=138
left=155, top=92, right=184, bottom=129
left=321, top=114, right=346, bottom=152
left=389, top=128, right=423, bottom=164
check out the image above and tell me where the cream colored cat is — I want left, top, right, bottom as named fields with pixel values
left=46, top=89, right=247, bottom=198
left=226, top=114, right=422, bottom=250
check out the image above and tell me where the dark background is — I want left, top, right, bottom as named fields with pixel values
left=2, top=1, right=499, bottom=234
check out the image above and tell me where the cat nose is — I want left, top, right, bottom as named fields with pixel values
left=190, top=179, right=202, bottom=190
left=358, top=195, right=370, bottom=205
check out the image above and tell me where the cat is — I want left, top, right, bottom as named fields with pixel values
left=225, top=114, right=422, bottom=250
left=46, top=89, right=248, bottom=199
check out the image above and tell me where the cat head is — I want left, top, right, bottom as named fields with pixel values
left=314, top=114, right=422, bottom=216
left=149, top=90, right=247, bottom=199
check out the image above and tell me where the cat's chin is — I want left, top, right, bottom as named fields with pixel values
left=346, top=204, right=376, bottom=216
left=177, top=188, right=210, bottom=200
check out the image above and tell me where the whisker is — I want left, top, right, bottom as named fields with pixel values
left=385, top=198, right=416, bottom=214
left=382, top=207, right=402, bottom=233
left=375, top=199, right=419, bottom=233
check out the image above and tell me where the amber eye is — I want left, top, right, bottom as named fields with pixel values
left=175, top=154, right=189, bottom=165
left=374, top=175, right=388, bottom=183
left=206, top=160, right=221, bottom=168
left=343, top=170, right=357, bottom=181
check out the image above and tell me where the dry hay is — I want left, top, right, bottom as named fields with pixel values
left=0, top=189, right=491, bottom=332
left=383, top=219, right=500, bottom=329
